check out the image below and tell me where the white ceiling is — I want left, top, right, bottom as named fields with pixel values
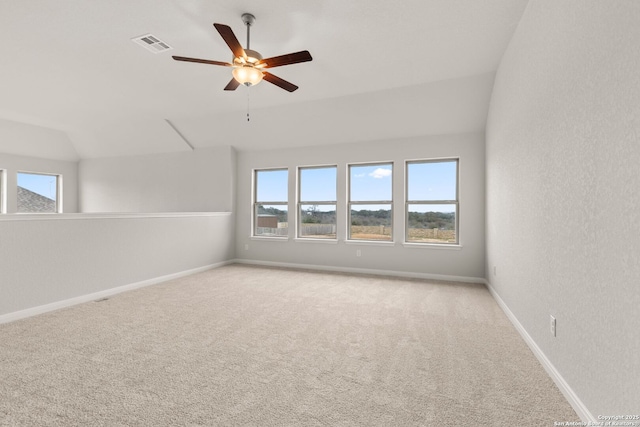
left=0, top=0, right=529, bottom=160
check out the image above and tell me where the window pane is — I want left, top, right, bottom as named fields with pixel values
left=300, top=167, right=336, bottom=202
left=350, top=204, right=392, bottom=241
left=255, top=204, right=288, bottom=237
left=407, top=204, right=456, bottom=243
left=407, top=161, right=457, bottom=201
left=17, top=172, right=58, bottom=213
left=256, top=169, right=288, bottom=202
left=299, top=204, right=336, bottom=239
left=350, top=164, right=392, bottom=201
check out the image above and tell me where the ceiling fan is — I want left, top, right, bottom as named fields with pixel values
left=172, top=13, right=312, bottom=92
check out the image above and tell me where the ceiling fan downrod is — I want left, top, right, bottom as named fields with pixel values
left=242, top=13, right=255, bottom=50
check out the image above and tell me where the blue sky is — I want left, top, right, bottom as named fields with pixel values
left=299, top=166, right=337, bottom=213
left=407, top=161, right=457, bottom=213
left=17, top=172, right=57, bottom=201
left=350, top=164, right=392, bottom=201
left=407, top=161, right=456, bottom=201
left=300, top=167, right=336, bottom=201
left=256, top=160, right=456, bottom=212
left=256, top=169, right=288, bottom=202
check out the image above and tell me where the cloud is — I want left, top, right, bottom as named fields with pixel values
left=369, top=168, right=392, bottom=179
left=354, top=173, right=366, bottom=178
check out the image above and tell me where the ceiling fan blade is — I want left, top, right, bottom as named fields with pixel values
left=224, top=78, right=240, bottom=91
left=263, top=72, right=299, bottom=92
left=172, top=56, right=232, bottom=67
left=259, top=51, right=313, bottom=69
left=213, top=23, right=246, bottom=59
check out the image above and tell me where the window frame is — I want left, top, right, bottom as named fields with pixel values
left=252, top=167, right=289, bottom=238
left=16, top=170, right=63, bottom=214
left=404, top=158, right=459, bottom=245
left=297, top=164, right=338, bottom=240
left=0, top=169, right=5, bottom=214
left=347, top=161, right=394, bottom=242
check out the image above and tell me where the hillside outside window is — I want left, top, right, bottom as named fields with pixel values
left=348, top=162, right=393, bottom=241
left=254, top=168, right=288, bottom=237
left=405, top=159, right=458, bottom=244
left=297, top=165, right=337, bottom=239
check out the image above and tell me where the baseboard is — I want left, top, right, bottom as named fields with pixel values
left=484, top=279, right=595, bottom=423
left=232, top=258, right=485, bottom=284
left=0, top=260, right=233, bottom=325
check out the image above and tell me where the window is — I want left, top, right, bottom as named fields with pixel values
left=0, top=169, right=5, bottom=213
left=348, top=162, right=393, bottom=241
left=254, top=168, right=288, bottom=237
left=17, top=172, right=61, bottom=213
left=298, top=166, right=337, bottom=239
left=406, top=159, right=458, bottom=244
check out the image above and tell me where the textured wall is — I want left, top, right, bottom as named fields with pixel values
left=79, top=146, right=235, bottom=213
left=486, top=0, right=640, bottom=415
left=236, top=133, right=486, bottom=280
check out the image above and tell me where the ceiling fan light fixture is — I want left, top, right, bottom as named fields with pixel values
left=232, top=65, right=263, bottom=86
left=172, top=13, right=311, bottom=93
left=244, top=49, right=262, bottom=64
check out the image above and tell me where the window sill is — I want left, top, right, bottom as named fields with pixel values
left=250, top=236, right=290, bottom=242
left=294, top=238, right=338, bottom=244
left=402, top=242, right=463, bottom=250
left=344, top=240, right=395, bottom=247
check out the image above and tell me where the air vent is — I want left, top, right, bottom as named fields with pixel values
left=132, top=34, right=172, bottom=53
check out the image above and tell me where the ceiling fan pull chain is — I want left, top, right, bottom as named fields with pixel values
left=247, top=86, right=251, bottom=122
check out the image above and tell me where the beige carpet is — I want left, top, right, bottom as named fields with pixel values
left=0, top=264, right=578, bottom=426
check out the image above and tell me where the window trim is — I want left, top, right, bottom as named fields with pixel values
left=16, top=170, right=63, bottom=214
left=297, top=164, right=338, bottom=240
left=252, top=167, right=289, bottom=238
left=404, top=158, right=459, bottom=245
left=347, top=161, right=394, bottom=242
left=0, top=169, right=6, bottom=214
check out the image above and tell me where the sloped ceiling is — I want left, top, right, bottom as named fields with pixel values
left=0, top=0, right=528, bottom=159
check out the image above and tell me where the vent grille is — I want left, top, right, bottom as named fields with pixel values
left=132, top=34, right=172, bottom=53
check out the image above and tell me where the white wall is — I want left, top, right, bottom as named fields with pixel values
left=1, top=147, right=236, bottom=321
left=173, top=73, right=496, bottom=151
left=0, top=118, right=78, bottom=161
left=0, top=152, right=79, bottom=213
left=79, top=146, right=235, bottom=213
left=0, top=213, right=234, bottom=319
left=486, top=0, right=640, bottom=415
left=236, top=134, right=485, bottom=280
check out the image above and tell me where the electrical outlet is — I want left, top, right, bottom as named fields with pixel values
left=244, top=244, right=249, bottom=251
left=550, top=315, right=556, bottom=337
left=356, top=249, right=361, bottom=257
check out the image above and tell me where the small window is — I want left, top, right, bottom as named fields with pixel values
left=348, top=163, right=393, bottom=241
left=0, top=169, right=5, bottom=213
left=254, top=169, right=288, bottom=237
left=406, top=159, right=458, bottom=244
left=298, top=166, right=337, bottom=239
left=17, top=172, right=62, bottom=213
